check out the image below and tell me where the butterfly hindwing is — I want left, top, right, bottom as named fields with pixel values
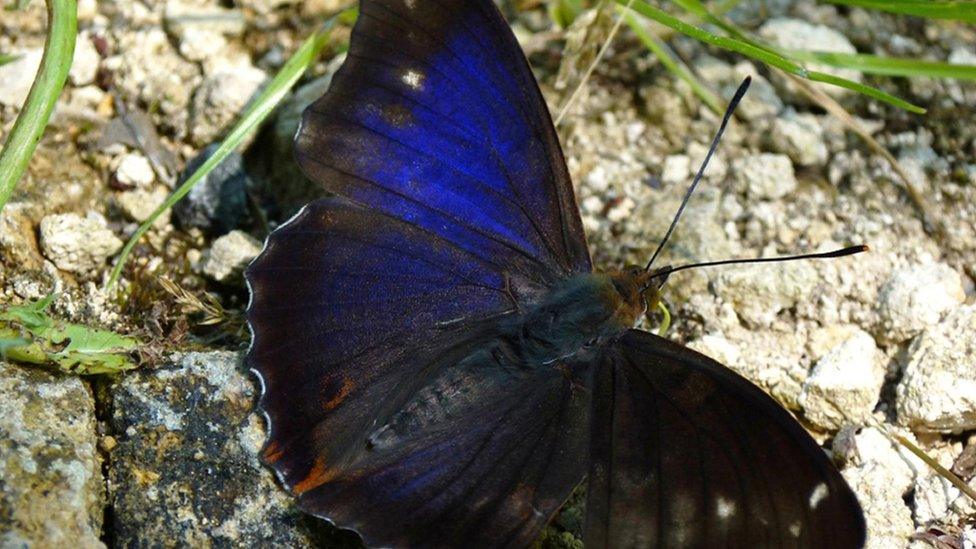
left=247, top=198, right=516, bottom=497
left=585, top=329, right=866, bottom=548
left=295, top=0, right=591, bottom=287
left=297, top=344, right=591, bottom=548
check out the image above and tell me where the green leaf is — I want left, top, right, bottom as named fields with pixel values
left=550, top=0, right=585, bottom=27
left=824, top=0, right=976, bottom=23
left=0, top=334, right=32, bottom=356
left=0, top=296, right=139, bottom=375
left=788, top=50, right=976, bottom=81
left=337, top=5, right=358, bottom=25
left=621, top=0, right=807, bottom=73
left=0, top=293, right=55, bottom=328
left=0, top=0, right=77, bottom=212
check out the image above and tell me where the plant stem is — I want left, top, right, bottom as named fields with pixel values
left=0, top=0, right=77, bottom=212
left=106, top=21, right=334, bottom=289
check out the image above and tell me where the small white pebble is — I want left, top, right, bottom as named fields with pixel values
left=733, top=153, right=797, bottom=200
left=115, top=153, right=156, bottom=188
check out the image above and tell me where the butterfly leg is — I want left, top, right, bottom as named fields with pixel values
left=434, top=307, right=518, bottom=330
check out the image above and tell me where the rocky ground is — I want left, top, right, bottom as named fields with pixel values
left=1, top=0, right=974, bottom=547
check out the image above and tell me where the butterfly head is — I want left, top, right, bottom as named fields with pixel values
left=608, top=265, right=673, bottom=329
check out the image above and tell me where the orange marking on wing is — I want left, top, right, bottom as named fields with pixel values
left=292, top=457, right=338, bottom=495
left=263, top=441, right=284, bottom=464
left=322, top=377, right=355, bottom=411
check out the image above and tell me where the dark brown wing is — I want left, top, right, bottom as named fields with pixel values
left=585, top=329, right=866, bottom=548
left=282, top=327, right=590, bottom=548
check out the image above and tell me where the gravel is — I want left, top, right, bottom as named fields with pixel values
left=114, top=152, right=156, bottom=188
left=200, top=230, right=263, bottom=283
left=758, top=17, right=861, bottom=98
left=769, top=110, right=829, bottom=168
left=0, top=362, right=103, bottom=548
left=896, top=305, right=976, bottom=434
left=116, top=186, right=170, bottom=228
left=833, top=426, right=921, bottom=549
left=799, top=328, right=885, bottom=430
left=189, top=66, right=268, bottom=146
left=1, top=1, right=974, bottom=545
left=69, top=31, right=101, bottom=87
left=0, top=48, right=42, bottom=107
left=732, top=153, right=798, bottom=200
left=0, top=204, right=44, bottom=271
left=38, top=212, right=123, bottom=275
left=874, top=262, right=966, bottom=345
left=102, top=27, right=202, bottom=137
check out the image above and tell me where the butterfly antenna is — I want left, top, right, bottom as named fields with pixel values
left=645, top=76, right=751, bottom=271
left=554, top=0, right=637, bottom=127
left=665, top=245, right=869, bottom=275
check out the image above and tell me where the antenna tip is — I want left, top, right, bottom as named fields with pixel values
left=835, top=244, right=869, bottom=257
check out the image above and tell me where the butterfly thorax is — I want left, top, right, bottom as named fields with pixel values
left=500, top=272, right=648, bottom=366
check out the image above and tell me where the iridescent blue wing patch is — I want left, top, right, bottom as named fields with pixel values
left=294, top=0, right=591, bottom=284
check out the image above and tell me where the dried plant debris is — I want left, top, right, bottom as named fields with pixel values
left=158, top=276, right=245, bottom=336
left=0, top=294, right=139, bottom=375
left=97, top=106, right=180, bottom=184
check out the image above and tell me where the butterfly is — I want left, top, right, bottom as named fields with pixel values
left=245, top=0, right=867, bottom=546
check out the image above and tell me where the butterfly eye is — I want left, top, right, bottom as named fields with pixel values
left=610, top=272, right=641, bottom=300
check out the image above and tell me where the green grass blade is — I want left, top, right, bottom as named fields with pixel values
left=789, top=50, right=976, bottom=81
left=0, top=52, right=22, bottom=65
left=549, top=0, right=584, bottom=27
left=621, top=0, right=926, bottom=113
left=106, top=21, right=335, bottom=289
left=671, top=0, right=758, bottom=44
left=824, top=0, right=976, bottom=23
left=713, top=0, right=745, bottom=12
left=0, top=0, right=76, bottom=212
left=623, top=9, right=724, bottom=113
left=621, top=0, right=810, bottom=76
left=807, top=70, right=926, bottom=113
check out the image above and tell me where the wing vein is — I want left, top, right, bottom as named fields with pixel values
left=295, top=153, right=551, bottom=279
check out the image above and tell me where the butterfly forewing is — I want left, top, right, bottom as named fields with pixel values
left=585, top=329, right=866, bottom=548
left=295, top=0, right=591, bottom=284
